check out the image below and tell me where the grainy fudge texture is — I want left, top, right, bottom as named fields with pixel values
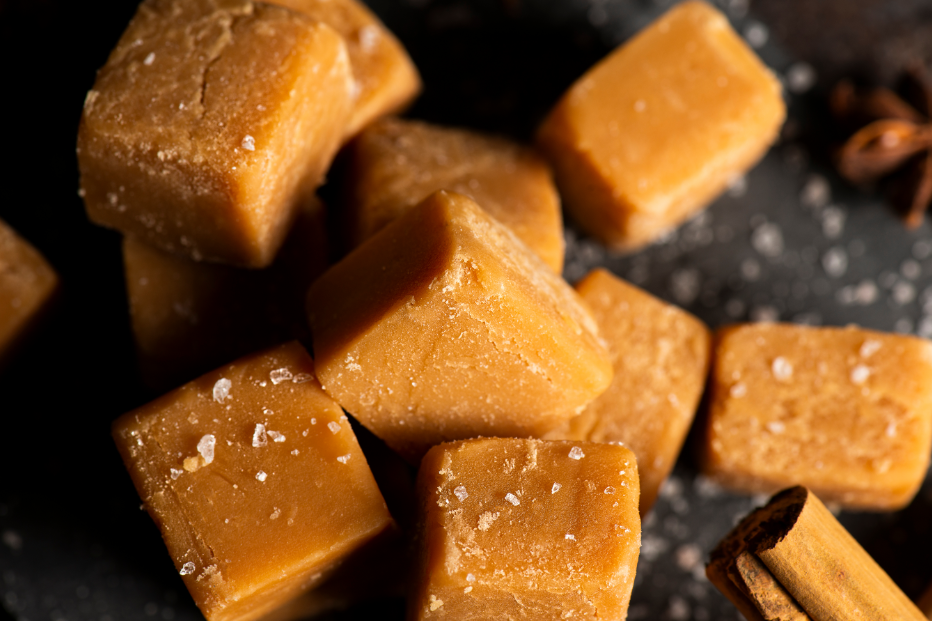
left=537, top=0, right=784, bottom=251
left=0, top=219, right=58, bottom=368
left=112, top=342, right=394, bottom=621
left=411, top=438, right=640, bottom=621
left=77, top=0, right=352, bottom=267
left=307, top=190, right=611, bottom=463
left=703, top=323, right=932, bottom=510
left=123, top=199, right=328, bottom=389
left=344, top=117, right=564, bottom=271
left=543, top=269, right=711, bottom=515
left=268, top=0, right=420, bottom=137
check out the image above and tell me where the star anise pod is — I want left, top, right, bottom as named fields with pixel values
left=831, top=66, right=932, bottom=228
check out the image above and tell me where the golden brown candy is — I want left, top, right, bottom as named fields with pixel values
left=308, top=190, right=611, bottom=463
left=267, top=0, right=420, bottom=138
left=78, top=0, right=352, bottom=267
left=0, top=218, right=58, bottom=368
left=537, top=0, right=784, bottom=251
left=411, top=438, right=641, bottom=620
left=112, top=342, right=394, bottom=621
left=543, top=269, right=711, bottom=515
left=344, top=117, right=564, bottom=271
left=703, top=323, right=932, bottom=510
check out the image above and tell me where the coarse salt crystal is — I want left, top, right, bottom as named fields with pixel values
left=213, top=378, right=232, bottom=403
left=552, top=482, right=562, bottom=494
left=851, top=364, right=870, bottom=385
left=197, top=435, right=215, bottom=465
left=454, top=486, right=468, bottom=501
left=170, top=468, right=183, bottom=480
left=328, top=421, right=341, bottom=434
left=504, top=493, right=520, bottom=506
left=466, top=573, right=476, bottom=583
left=256, top=470, right=268, bottom=482
left=604, top=486, right=615, bottom=494
left=568, top=447, right=585, bottom=460
left=143, top=52, right=155, bottom=66
left=292, top=373, right=312, bottom=383
left=766, top=421, right=785, bottom=434
left=565, top=534, right=576, bottom=541
left=268, top=430, right=285, bottom=442
left=730, top=383, right=747, bottom=398
left=860, top=340, right=882, bottom=358
left=270, top=507, right=281, bottom=520
left=291, top=449, right=299, bottom=455
left=241, top=135, right=255, bottom=151
left=179, top=562, right=195, bottom=576
left=337, top=454, right=351, bottom=464
left=252, top=423, right=268, bottom=447
left=270, top=368, right=292, bottom=384
left=772, top=357, right=793, bottom=381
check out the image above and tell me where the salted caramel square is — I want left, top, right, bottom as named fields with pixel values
left=543, top=269, right=711, bottom=515
left=703, top=323, right=932, bottom=510
left=411, top=438, right=640, bottom=620
left=267, top=0, right=420, bottom=137
left=77, top=0, right=353, bottom=267
left=537, top=0, right=784, bottom=251
left=123, top=199, right=328, bottom=389
left=0, top=219, right=58, bottom=368
left=344, top=117, right=564, bottom=272
left=112, top=342, right=394, bottom=621
left=307, top=190, right=611, bottom=463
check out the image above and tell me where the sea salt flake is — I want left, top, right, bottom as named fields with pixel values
left=197, top=435, right=216, bottom=464
left=505, top=493, right=520, bottom=506
left=270, top=507, right=281, bottom=520
left=292, top=373, right=312, bottom=383
left=270, top=368, right=292, bottom=384
left=337, top=454, right=351, bottom=464
left=213, top=378, right=232, bottom=403
left=766, top=421, right=785, bottom=434
left=256, top=470, right=268, bottom=482
left=466, top=573, right=476, bottom=583
left=328, top=421, right=341, bottom=434
left=477, top=511, right=500, bottom=531
left=860, top=340, right=882, bottom=358
left=568, top=447, right=585, bottom=460
left=241, top=135, right=255, bottom=151
left=565, top=534, right=576, bottom=541
left=604, top=486, right=616, bottom=494
left=170, top=468, right=183, bottom=480
left=268, top=430, right=285, bottom=442
left=850, top=365, right=870, bottom=385
left=179, top=562, right=195, bottom=576
left=252, top=424, right=268, bottom=447
left=143, top=52, right=155, bottom=66
left=772, top=357, right=793, bottom=381
left=552, top=483, right=562, bottom=494
left=730, top=383, right=747, bottom=398
left=454, top=486, right=468, bottom=501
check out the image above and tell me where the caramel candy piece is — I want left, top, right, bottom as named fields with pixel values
left=703, top=323, right=932, bottom=510
left=0, top=219, right=58, bottom=368
left=77, top=0, right=353, bottom=267
left=112, top=342, right=394, bottom=621
left=123, top=200, right=328, bottom=389
left=345, top=117, right=564, bottom=272
left=537, top=0, right=785, bottom=251
left=411, top=438, right=640, bottom=620
left=308, top=190, right=612, bottom=463
left=543, top=269, right=711, bottom=515
left=267, top=0, right=421, bottom=138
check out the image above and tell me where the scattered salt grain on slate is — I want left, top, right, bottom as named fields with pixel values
left=822, top=247, right=848, bottom=277
left=504, top=493, right=520, bottom=506
left=197, top=435, right=215, bottom=464
left=726, top=175, right=747, bottom=197
left=751, top=305, right=779, bottom=322
left=772, top=357, right=793, bottom=381
left=241, top=135, right=255, bottom=151
left=337, top=454, right=351, bottom=464
left=568, top=446, right=585, bottom=460
left=785, top=62, right=816, bottom=94
left=675, top=544, right=703, bottom=572
left=552, top=482, right=562, bottom=494
left=743, top=21, right=768, bottom=48
left=2, top=531, right=22, bottom=551
left=328, top=421, right=341, bottom=434
left=670, top=268, right=701, bottom=305
left=269, top=368, right=292, bottom=384
left=213, top=378, right=231, bottom=403
left=179, top=562, right=195, bottom=576
left=256, top=470, right=267, bottom=482
left=454, top=486, right=468, bottom=501
left=751, top=222, right=783, bottom=258
left=892, top=281, right=916, bottom=305
left=252, top=424, right=267, bottom=447
left=820, top=206, right=845, bottom=239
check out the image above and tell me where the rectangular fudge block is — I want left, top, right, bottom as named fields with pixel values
left=123, top=199, right=328, bottom=389
left=411, top=438, right=640, bottom=621
left=0, top=219, right=58, bottom=368
left=344, top=117, right=564, bottom=271
left=78, top=0, right=353, bottom=267
left=543, top=269, right=711, bottom=515
left=112, top=342, right=394, bottom=621
left=267, top=0, right=421, bottom=137
left=307, top=190, right=611, bottom=463
left=703, top=323, right=932, bottom=510
left=537, top=0, right=784, bottom=251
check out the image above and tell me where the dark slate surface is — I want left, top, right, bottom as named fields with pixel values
left=2, top=0, right=932, bottom=620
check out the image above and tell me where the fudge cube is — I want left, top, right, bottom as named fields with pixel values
left=703, top=323, right=932, bottom=510
left=77, top=0, right=353, bottom=267
left=411, top=438, right=641, bottom=620
left=112, top=342, right=394, bottom=621
left=344, top=117, right=564, bottom=272
left=543, top=269, right=711, bottom=515
left=537, top=0, right=784, bottom=251
left=123, top=199, right=328, bottom=389
left=268, top=0, right=421, bottom=137
left=307, top=190, right=612, bottom=463
left=0, top=219, right=58, bottom=367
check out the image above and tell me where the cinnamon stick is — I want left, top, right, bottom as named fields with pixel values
left=708, top=486, right=926, bottom=621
